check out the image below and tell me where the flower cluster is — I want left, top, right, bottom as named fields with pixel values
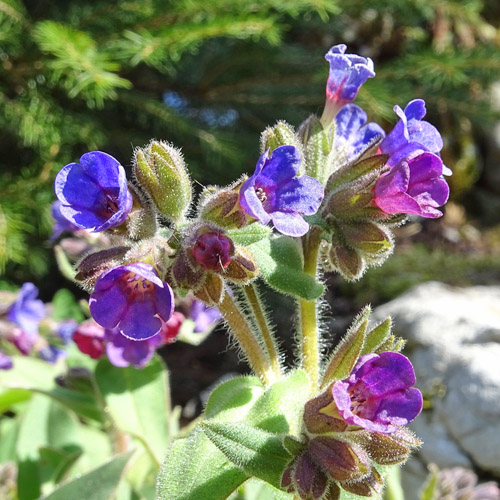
left=282, top=352, right=422, bottom=499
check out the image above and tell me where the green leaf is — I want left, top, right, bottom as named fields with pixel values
left=245, top=370, right=310, bottom=435
left=157, top=428, right=248, bottom=500
left=51, top=289, right=84, bottom=322
left=0, top=388, right=32, bottom=413
left=204, top=376, right=264, bottom=423
left=419, top=464, right=439, bottom=500
left=40, top=451, right=134, bottom=500
left=202, top=421, right=291, bottom=489
left=321, top=306, right=370, bottom=388
left=0, top=356, right=62, bottom=392
left=247, top=236, right=323, bottom=300
left=95, top=356, right=170, bottom=465
left=227, top=224, right=271, bottom=246
left=230, top=478, right=293, bottom=500
left=361, top=318, right=392, bottom=356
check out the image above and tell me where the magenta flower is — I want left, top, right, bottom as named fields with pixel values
left=332, top=351, right=423, bottom=434
left=89, top=262, right=174, bottom=341
left=8, top=282, right=45, bottom=336
left=192, top=232, right=232, bottom=271
left=73, top=322, right=106, bottom=359
left=9, top=328, right=36, bottom=355
left=334, top=104, right=385, bottom=160
left=373, top=151, right=449, bottom=218
left=0, top=351, right=13, bottom=370
left=105, top=328, right=163, bottom=369
left=240, top=146, right=324, bottom=237
left=55, top=151, right=133, bottom=232
left=380, top=99, right=451, bottom=175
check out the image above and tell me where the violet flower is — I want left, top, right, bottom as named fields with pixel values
left=8, top=282, right=45, bottom=336
left=89, top=262, right=174, bottom=341
left=239, top=146, right=324, bottom=237
left=380, top=99, right=451, bottom=175
left=0, top=351, right=13, bottom=370
left=73, top=322, right=106, bottom=359
left=332, top=351, right=423, bottom=434
left=373, top=151, right=449, bottom=218
left=334, top=104, right=385, bottom=160
left=190, top=300, right=221, bottom=333
left=322, top=44, right=375, bottom=125
left=105, top=328, right=163, bottom=369
left=50, top=201, right=79, bottom=240
left=56, top=320, right=78, bottom=345
left=54, top=151, right=133, bottom=232
left=39, top=345, right=67, bottom=364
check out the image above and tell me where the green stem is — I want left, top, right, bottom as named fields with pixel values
left=218, top=292, right=275, bottom=385
left=299, top=228, right=322, bottom=390
left=242, top=283, right=282, bottom=379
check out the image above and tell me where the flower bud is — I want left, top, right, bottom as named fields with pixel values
left=199, top=186, right=248, bottom=229
left=192, top=232, right=232, bottom=271
left=134, top=140, right=192, bottom=223
left=260, top=121, right=303, bottom=164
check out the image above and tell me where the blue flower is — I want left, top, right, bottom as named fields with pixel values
left=89, top=262, right=174, bottom=341
left=239, top=146, right=324, bottom=237
left=8, top=283, right=45, bottom=336
left=322, top=44, right=375, bottom=125
left=334, top=104, right=385, bottom=160
left=39, top=345, right=67, bottom=364
left=0, top=351, right=13, bottom=370
left=190, top=299, right=221, bottom=333
left=380, top=99, right=451, bottom=175
left=50, top=201, right=79, bottom=240
left=55, top=151, right=133, bottom=232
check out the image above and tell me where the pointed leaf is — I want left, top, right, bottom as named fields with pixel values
left=204, top=376, right=264, bottom=422
left=157, top=428, right=248, bottom=500
left=227, top=224, right=272, bottom=246
left=95, top=356, right=170, bottom=464
left=361, top=318, right=392, bottom=355
left=247, top=237, right=323, bottom=300
left=40, top=451, right=133, bottom=500
left=202, top=421, right=291, bottom=488
left=321, top=306, right=370, bottom=387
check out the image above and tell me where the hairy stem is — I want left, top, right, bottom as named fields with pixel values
left=299, top=228, right=322, bottom=390
left=219, top=292, right=275, bottom=385
left=242, top=283, right=282, bottom=378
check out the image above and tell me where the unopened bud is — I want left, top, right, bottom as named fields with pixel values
left=260, top=121, right=303, bottom=160
left=134, top=140, right=192, bottom=223
left=192, top=232, right=233, bottom=271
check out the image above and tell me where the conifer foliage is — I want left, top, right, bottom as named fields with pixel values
left=1, top=0, right=499, bottom=282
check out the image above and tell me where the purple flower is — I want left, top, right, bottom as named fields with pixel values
left=56, top=320, right=78, bottom=344
left=373, top=151, right=449, bottom=218
left=8, top=283, right=45, bottom=336
left=380, top=99, right=451, bottom=175
left=239, top=146, right=324, bottom=237
left=332, top=351, right=423, bottom=434
left=0, top=351, right=13, bottom=370
left=39, top=345, right=67, bottom=364
left=192, top=232, right=232, bottom=271
left=190, top=300, right=221, bottom=333
left=54, top=151, right=133, bottom=232
left=9, top=328, right=36, bottom=355
left=321, top=44, right=375, bottom=125
left=105, top=328, right=163, bottom=369
left=334, top=104, right=385, bottom=160
left=89, top=262, right=174, bottom=341
left=50, top=201, right=80, bottom=240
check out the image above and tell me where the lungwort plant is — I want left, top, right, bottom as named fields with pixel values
left=45, top=43, right=449, bottom=499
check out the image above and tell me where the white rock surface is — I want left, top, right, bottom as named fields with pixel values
left=372, top=282, right=500, bottom=496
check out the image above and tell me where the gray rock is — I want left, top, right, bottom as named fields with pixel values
left=372, top=282, right=500, bottom=496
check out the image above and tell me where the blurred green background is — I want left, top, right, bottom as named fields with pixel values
left=1, top=0, right=500, bottom=299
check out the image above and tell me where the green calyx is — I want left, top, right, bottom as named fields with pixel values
left=134, top=140, right=192, bottom=223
